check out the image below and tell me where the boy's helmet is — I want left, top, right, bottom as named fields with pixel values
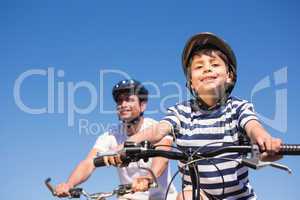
left=182, top=32, right=237, bottom=94
left=112, top=79, right=148, bottom=102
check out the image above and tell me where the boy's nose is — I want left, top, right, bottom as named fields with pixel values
left=203, top=65, right=213, bottom=73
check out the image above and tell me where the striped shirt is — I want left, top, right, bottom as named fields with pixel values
left=162, top=96, right=258, bottom=200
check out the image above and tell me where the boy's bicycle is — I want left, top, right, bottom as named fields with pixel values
left=93, top=141, right=300, bottom=200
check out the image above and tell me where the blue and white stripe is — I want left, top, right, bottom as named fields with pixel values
left=162, top=96, right=258, bottom=199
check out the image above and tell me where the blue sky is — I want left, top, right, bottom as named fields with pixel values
left=1, top=0, right=300, bottom=199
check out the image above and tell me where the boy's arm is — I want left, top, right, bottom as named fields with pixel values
left=244, top=120, right=282, bottom=161
left=127, top=120, right=173, bottom=144
left=105, top=121, right=173, bottom=166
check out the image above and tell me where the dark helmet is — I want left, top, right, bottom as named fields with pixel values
left=182, top=32, right=237, bottom=94
left=112, top=79, right=148, bottom=103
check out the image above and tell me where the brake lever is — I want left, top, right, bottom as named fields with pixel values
left=242, top=145, right=292, bottom=174
left=89, top=192, right=113, bottom=199
left=69, top=188, right=83, bottom=198
left=121, top=141, right=151, bottom=165
left=114, top=184, right=133, bottom=196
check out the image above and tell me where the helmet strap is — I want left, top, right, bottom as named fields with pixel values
left=121, top=112, right=144, bottom=128
left=186, top=82, right=228, bottom=112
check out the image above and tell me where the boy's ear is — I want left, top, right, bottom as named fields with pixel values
left=226, top=71, right=234, bottom=84
left=189, top=79, right=195, bottom=90
left=190, top=83, right=194, bottom=90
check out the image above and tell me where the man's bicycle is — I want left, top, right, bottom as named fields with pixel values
left=93, top=141, right=300, bottom=200
left=45, top=165, right=158, bottom=200
left=45, top=178, right=133, bottom=200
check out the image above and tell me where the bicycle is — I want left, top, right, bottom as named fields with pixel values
left=93, top=141, right=300, bottom=200
left=46, top=178, right=134, bottom=200
left=45, top=164, right=158, bottom=200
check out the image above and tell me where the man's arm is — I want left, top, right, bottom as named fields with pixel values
left=65, top=148, right=98, bottom=186
left=150, top=136, right=173, bottom=177
left=55, top=148, right=98, bottom=197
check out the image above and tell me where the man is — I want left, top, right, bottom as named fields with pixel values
left=55, top=79, right=176, bottom=200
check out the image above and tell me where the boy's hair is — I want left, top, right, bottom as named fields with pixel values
left=188, top=48, right=230, bottom=70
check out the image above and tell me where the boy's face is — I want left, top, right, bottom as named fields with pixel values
left=190, top=52, right=232, bottom=99
left=116, top=93, right=146, bottom=121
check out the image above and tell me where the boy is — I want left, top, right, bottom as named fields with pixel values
left=106, top=33, right=282, bottom=199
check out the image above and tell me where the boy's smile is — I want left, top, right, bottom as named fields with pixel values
left=190, top=52, right=232, bottom=102
left=200, top=75, right=218, bottom=82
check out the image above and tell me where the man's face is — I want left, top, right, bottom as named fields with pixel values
left=116, top=93, right=146, bottom=121
left=190, top=52, right=232, bottom=99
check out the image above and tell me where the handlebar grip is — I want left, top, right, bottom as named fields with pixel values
left=69, top=188, right=82, bottom=198
left=94, top=152, right=131, bottom=167
left=94, top=156, right=106, bottom=167
left=280, top=144, right=300, bottom=155
left=45, top=178, right=56, bottom=196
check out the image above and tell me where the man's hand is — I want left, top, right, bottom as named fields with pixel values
left=103, top=144, right=124, bottom=166
left=132, top=175, right=153, bottom=192
left=55, top=182, right=73, bottom=197
left=103, top=154, right=123, bottom=166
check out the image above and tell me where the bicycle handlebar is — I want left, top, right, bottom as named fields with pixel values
left=92, top=141, right=300, bottom=200
left=279, top=144, right=300, bottom=155
left=94, top=142, right=300, bottom=167
left=45, top=178, right=134, bottom=199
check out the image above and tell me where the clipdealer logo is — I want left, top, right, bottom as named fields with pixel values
left=13, top=67, right=288, bottom=134
left=13, top=68, right=184, bottom=132
left=14, top=68, right=94, bottom=127
left=251, top=67, right=288, bottom=133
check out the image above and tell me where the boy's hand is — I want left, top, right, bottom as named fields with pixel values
left=258, top=137, right=283, bottom=162
left=245, top=120, right=283, bottom=162
left=132, top=175, right=153, bottom=192
left=250, top=129, right=283, bottom=162
left=252, top=133, right=282, bottom=161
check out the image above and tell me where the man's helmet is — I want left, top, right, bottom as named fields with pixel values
left=112, top=79, right=148, bottom=103
left=182, top=32, right=237, bottom=95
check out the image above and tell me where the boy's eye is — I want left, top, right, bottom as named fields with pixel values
left=211, top=63, right=220, bottom=67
